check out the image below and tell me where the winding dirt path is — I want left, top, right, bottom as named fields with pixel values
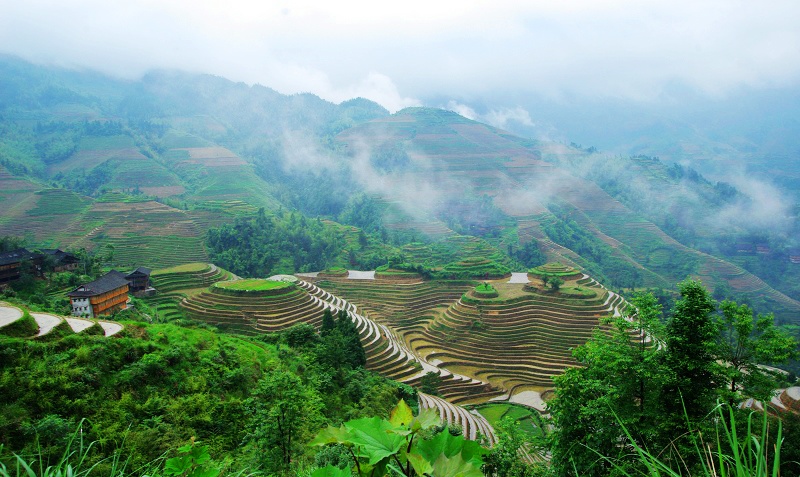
left=31, top=312, right=62, bottom=336
left=0, top=302, right=23, bottom=328
left=66, top=317, right=94, bottom=333
left=0, top=303, right=123, bottom=337
left=97, top=321, right=124, bottom=336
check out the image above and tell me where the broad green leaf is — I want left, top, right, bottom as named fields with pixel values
left=411, top=408, right=440, bottom=432
left=190, top=445, right=211, bottom=464
left=309, top=425, right=352, bottom=447
left=345, top=417, right=405, bottom=465
left=389, top=399, right=414, bottom=428
left=413, top=431, right=487, bottom=467
left=431, top=453, right=484, bottom=477
left=407, top=452, right=434, bottom=476
left=163, top=456, right=193, bottom=476
left=360, top=457, right=389, bottom=477
left=310, top=465, right=352, bottom=477
left=192, top=467, right=220, bottom=477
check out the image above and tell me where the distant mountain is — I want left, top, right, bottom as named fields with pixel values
left=334, top=108, right=800, bottom=321
left=1, top=56, right=799, bottom=322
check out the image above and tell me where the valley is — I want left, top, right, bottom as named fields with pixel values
left=2, top=56, right=800, bottom=476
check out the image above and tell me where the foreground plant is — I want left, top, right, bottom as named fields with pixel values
left=0, top=422, right=141, bottom=477
left=606, top=403, right=783, bottom=477
left=308, top=400, right=486, bottom=477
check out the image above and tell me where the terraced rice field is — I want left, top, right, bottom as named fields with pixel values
left=165, top=147, right=281, bottom=211
left=179, top=278, right=326, bottom=334
left=175, top=271, right=505, bottom=440
left=144, top=263, right=236, bottom=321
left=404, top=276, right=625, bottom=394
left=400, top=234, right=515, bottom=277
left=312, top=278, right=473, bottom=326
left=142, top=260, right=627, bottom=445
left=72, top=200, right=210, bottom=268
left=419, top=392, right=497, bottom=445
left=299, top=280, right=503, bottom=406
left=740, top=386, right=800, bottom=414
left=46, top=135, right=139, bottom=175
left=0, top=171, right=92, bottom=244
left=528, top=262, right=582, bottom=279
left=307, top=271, right=626, bottom=409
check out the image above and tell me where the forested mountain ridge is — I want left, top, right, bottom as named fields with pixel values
left=1, top=55, right=799, bottom=323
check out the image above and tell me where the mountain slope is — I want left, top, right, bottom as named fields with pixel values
left=334, top=108, right=800, bottom=321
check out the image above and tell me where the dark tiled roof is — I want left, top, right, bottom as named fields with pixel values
left=0, top=248, right=41, bottom=266
left=68, top=270, right=130, bottom=297
left=126, top=266, right=151, bottom=278
left=39, top=248, right=79, bottom=264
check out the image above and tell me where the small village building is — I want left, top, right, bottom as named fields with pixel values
left=790, top=249, right=800, bottom=264
left=125, top=266, right=152, bottom=294
left=0, top=248, right=43, bottom=283
left=39, top=249, right=80, bottom=272
left=67, top=270, right=130, bottom=318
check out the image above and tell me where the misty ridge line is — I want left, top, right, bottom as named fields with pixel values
left=271, top=117, right=795, bottom=248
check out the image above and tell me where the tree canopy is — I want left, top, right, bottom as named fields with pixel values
left=549, top=280, right=798, bottom=476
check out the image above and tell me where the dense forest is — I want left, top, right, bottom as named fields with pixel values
left=0, top=312, right=409, bottom=475
left=549, top=281, right=800, bottom=476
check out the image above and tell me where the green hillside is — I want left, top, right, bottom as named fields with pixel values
left=334, top=108, right=800, bottom=322
left=1, top=57, right=799, bottom=324
left=0, top=309, right=409, bottom=475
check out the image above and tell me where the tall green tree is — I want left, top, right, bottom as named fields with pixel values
left=483, top=416, right=548, bottom=477
left=716, top=300, right=798, bottom=403
left=245, top=369, right=324, bottom=474
left=550, top=292, right=668, bottom=476
left=321, top=308, right=336, bottom=335
left=551, top=280, right=797, bottom=475
left=662, top=279, right=721, bottom=422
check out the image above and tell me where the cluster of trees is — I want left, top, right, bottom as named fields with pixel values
left=549, top=280, right=799, bottom=476
left=508, top=240, right=546, bottom=269
left=541, top=212, right=644, bottom=288
left=0, top=310, right=408, bottom=476
left=206, top=207, right=420, bottom=278
left=438, top=195, right=509, bottom=238
left=369, top=143, right=411, bottom=173
left=51, top=159, right=116, bottom=196
left=338, top=194, right=386, bottom=234
left=206, top=209, right=345, bottom=277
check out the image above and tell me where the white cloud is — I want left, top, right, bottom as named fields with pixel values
left=1, top=0, right=799, bottom=107
left=483, top=107, right=535, bottom=130
left=443, top=102, right=535, bottom=130
left=445, top=101, right=479, bottom=120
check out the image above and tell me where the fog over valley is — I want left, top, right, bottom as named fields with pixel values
left=2, top=3, right=800, bottom=475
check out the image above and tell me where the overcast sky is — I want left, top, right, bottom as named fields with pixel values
left=2, top=0, right=800, bottom=113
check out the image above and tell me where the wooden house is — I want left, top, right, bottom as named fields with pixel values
left=40, top=249, right=80, bottom=272
left=67, top=270, right=130, bottom=318
left=0, top=248, right=43, bottom=283
left=125, top=266, right=152, bottom=293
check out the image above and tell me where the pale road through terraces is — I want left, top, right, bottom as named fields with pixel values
left=0, top=302, right=124, bottom=337
left=297, top=279, right=498, bottom=444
